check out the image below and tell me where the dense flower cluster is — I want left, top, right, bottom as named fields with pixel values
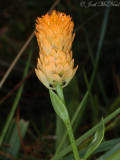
left=35, top=10, right=78, bottom=89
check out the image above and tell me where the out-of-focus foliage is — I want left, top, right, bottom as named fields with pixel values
left=0, top=0, right=120, bottom=159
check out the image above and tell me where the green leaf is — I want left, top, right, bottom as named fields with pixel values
left=3, top=119, right=29, bottom=158
left=94, top=138, right=120, bottom=153
left=97, top=143, right=120, bottom=160
left=82, top=118, right=104, bottom=160
left=64, top=138, right=120, bottom=160
left=0, top=47, right=33, bottom=146
left=49, top=90, right=69, bottom=123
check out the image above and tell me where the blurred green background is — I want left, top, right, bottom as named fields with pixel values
left=0, top=0, right=120, bottom=159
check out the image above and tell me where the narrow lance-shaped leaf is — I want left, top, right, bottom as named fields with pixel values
left=3, top=119, right=29, bottom=158
left=83, top=118, right=105, bottom=160
left=49, top=90, right=69, bottom=123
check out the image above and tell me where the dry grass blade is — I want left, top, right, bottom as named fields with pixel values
left=0, top=31, right=34, bottom=88
left=0, top=69, right=34, bottom=105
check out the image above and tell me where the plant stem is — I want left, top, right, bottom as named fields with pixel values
left=56, top=85, right=65, bottom=105
left=65, top=120, right=81, bottom=160
left=55, top=85, right=67, bottom=151
left=56, top=85, right=81, bottom=160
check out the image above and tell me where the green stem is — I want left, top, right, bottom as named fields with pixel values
left=65, top=120, right=81, bottom=160
left=56, top=85, right=80, bottom=160
left=55, top=85, right=67, bottom=151
left=0, top=47, right=33, bottom=146
left=56, top=85, right=65, bottom=105
left=54, top=92, right=89, bottom=156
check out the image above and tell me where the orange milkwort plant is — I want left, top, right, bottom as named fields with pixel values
left=35, top=10, right=81, bottom=160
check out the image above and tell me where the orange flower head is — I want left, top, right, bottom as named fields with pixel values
left=35, top=10, right=78, bottom=89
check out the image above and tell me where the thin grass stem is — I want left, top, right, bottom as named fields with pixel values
left=0, top=47, right=33, bottom=146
